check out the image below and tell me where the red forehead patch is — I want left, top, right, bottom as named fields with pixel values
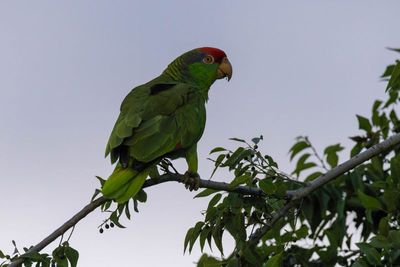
left=197, top=47, right=227, bottom=62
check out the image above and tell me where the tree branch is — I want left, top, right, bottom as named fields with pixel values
left=9, top=173, right=264, bottom=266
left=248, top=132, right=400, bottom=246
left=12, top=133, right=400, bottom=266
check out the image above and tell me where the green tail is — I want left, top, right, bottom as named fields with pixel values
left=102, top=165, right=150, bottom=203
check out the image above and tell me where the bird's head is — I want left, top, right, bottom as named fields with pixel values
left=163, top=47, right=233, bottom=88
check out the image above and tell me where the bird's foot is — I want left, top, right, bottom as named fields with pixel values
left=182, top=171, right=200, bottom=191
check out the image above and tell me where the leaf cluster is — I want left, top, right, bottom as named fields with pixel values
left=0, top=241, right=78, bottom=267
left=192, top=49, right=400, bottom=266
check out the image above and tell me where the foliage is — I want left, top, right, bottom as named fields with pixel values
left=0, top=240, right=78, bottom=267
left=190, top=49, right=400, bottom=266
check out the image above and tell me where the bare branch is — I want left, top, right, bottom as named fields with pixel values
left=248, top=132, right=400, bottom=246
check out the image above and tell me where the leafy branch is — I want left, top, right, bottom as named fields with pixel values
left=6, top=172, right=266, bottom=267
left=248, top=132, right=400, bottom=246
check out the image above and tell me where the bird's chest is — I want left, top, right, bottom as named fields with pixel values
left=175, top=99, right=206, bottom=147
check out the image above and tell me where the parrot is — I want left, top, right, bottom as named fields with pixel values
left=102, top=47, right=233, bottom=203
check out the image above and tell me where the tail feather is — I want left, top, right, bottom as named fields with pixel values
left=102, top=165, right=150, bottom=203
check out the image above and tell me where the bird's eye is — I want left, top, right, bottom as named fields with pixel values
left=203, top=55, right=214, bottom=64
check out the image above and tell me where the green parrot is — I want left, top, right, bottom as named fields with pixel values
left=102, top=47, right=232, bottom=203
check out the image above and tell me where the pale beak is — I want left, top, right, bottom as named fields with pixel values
left=217, top=57, right=233, bottom=81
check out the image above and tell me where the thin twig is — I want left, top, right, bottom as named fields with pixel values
left=66, top=225, right=75, bottom=242
left=305, top=137, right=329, bottom=171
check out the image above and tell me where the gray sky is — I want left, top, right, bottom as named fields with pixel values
left=1, top=1, right=399, bottom=266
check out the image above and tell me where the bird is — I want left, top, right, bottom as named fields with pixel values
left=102, top=47, right=233, bottom=203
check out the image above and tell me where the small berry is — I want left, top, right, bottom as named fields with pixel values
left=110, top=222, right=115, bottom=228
left=105, top=224, right=110, bottom=229
left=254, top=145, right=258, bottom=149
left=251, top=166, right=256, bottom=171
left=99, top=228, right=104, bottom=234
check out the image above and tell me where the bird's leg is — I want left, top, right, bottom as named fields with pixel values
left=182, top=171, right=200, bottom=191
left=183, top=145, right=200, bottom=191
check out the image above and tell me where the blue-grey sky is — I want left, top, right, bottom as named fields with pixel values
left=1, top=1, right=399, bottom=266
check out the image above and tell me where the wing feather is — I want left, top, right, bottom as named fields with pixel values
left=105, top=78, right=200, bottom=164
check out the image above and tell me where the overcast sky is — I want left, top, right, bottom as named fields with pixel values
left=1, top=1, right=400, bottom=266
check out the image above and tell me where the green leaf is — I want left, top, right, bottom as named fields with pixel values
left=371, top=100, right=382, bottom=126
left=229, top=174, right=251, bottom=187
left=356, top=242, right=381, bottom=265
left=378, top=216, right=389, bottom=236
left=225, top=213, right=246, bottom=241
left=289, top=140, right=310, bottom=161
left=209, top=147, right=227, bottom=154
left=199, top=226, right=211, bottom=252
left=383, top=189, right=400, bottom=212
left=189, top=222, right=204, bottom=253
left=205, top=206, right=218, bottom=222
left=124, top=201, right=131, bottom=219
left=222, top=147, right=253, bottom=170
left=295, top=225, right=309, bottom=239
left=387, top=47, right=400, bottom=53
left=229, top=137, right=246, bottom=143
left=304, top=171, right=323, bottom=182
left=391, top=112, right=400, bottom=134
left=386, top=61, right=400, bottom=92
left=381, top=64, right=395, bottom=79
left=379, top=114, right=389, bottom=138
left=135, top=189, right=147, bottom=203
left=196, top=254, right=224, bottom=267
left=356, top=115, right=372, bottom=132
left=357, top=190, right=383, bottom=211
left=207, top=194, right=222, bottom=210
left=242, top=246, right=260, bottom=265
left=226, top=258, right=240, bottom=267
left=52, top=247, right=68, bottom=267
left=324, top=143, right=344, bottom=168
left=183, top=227, right=194, bottom=253
left=351, top=260, right=368, bottom=267
left=212, top=222, right=224, bottom=255
left=292, top=153, right=316, bottom=176
left=64, top=247, right=79, bottom=267
left=390, top=154, right=400, bottom=185
left=194, top=189, right=218, bottom=198
left=20, top=251, right=43, bottom=261
left=109, top=211, right=126, bottom=228
left=384, top=90, right=399, bottom=107
left=388, top=230, right=400, bottom=248
left=265, top=251, right=283, bottom=267
left=370, top=235, right=390, bottom=249
left=350, top=143, right=363, bottom=157
left=259, top=178, right=277, bottom=195
left=210, top=154, right=226, bottom=178
left=95, top=176, right=106, bottom=186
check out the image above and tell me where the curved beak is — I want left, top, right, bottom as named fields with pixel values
left=217, top=57, right=233, bottom=81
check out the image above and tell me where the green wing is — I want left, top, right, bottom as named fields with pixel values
left=105, top=76, right=206, bottom=166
